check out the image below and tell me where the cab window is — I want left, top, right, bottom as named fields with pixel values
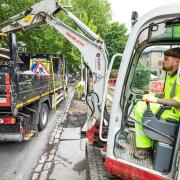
left=131, top=46, right=170, bottom=94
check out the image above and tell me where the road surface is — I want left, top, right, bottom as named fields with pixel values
left=0, top=94, right=69, bottom=180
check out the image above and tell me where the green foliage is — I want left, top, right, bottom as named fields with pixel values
left=103, top=22, right=128, bottom=69
left=0, top=0, right=128, bottom=71
left=70, top=0, right=111, bottom=36
left=58, top=0, right=112, bottom=69
left=0, top=0, right=39, bottom=23
left=132, top=63, right=151, bottom=90
left=75, top=81, right=85, bottom=99
left=110, top=69, right=118, bottom=78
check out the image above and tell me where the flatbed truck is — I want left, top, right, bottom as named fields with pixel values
left=0, top=38, right=67, bottom=141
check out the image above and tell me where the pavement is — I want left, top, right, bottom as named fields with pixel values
left=31, top=90, right=87, bottom=180
left=49, top=128, right=86, bottom=180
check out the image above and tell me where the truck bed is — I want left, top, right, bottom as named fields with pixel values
left=16, top=73, right=63, bottom=108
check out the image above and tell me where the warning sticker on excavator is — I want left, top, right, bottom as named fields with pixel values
left=93, top=72, right=103, bottom=84
left=23, top=15, right=33, bottom=23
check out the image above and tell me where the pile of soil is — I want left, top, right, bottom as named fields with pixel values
left=63, top=98, right=87, bottom=128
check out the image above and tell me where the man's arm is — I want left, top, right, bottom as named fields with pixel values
left=143, top=94, right=180, bottom=108
left=157, top=98, right=180, bottom=108
left=155, top=92, right=165, bottom=98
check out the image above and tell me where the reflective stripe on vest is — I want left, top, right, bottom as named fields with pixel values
left=170, top=79, right=176, bottom=98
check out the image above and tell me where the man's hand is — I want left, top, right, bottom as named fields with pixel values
left=142, top=94, right=157, bottom=103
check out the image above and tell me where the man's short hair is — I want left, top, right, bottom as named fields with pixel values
left=164, top=47, right=180, bottom=59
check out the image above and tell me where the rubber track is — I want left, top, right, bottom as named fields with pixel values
left=86, top=144, right=109, bottom=180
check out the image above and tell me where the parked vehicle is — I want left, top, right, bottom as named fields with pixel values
left=0, top=38, right=67, bottom=141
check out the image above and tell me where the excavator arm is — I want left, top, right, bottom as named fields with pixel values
left=0, top=0, right=109, bottom=120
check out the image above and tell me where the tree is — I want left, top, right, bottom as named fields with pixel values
left=0, top=0, right=39, bottom=23
left=103, top=22, right=128, bottom=69
left=59, top=0, right=112, bottom=69
left=132, top=63, right=151, bottom=91
left=70, top=0, right=111, bottom=36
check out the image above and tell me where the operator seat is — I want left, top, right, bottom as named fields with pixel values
left=142, top=104, right=178, bottom=145
left=142, top=103, right=179, bottom=173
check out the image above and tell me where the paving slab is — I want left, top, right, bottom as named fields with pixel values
left=49, top=138, right=87, bottom=180
left=60, top=128, right=81, bottom=140
left=39, top=170, right=49, bottom=180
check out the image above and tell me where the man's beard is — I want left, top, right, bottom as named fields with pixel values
left=162, top=66, right=167, bottom=71
left=162, top=65, right=172, bottom=71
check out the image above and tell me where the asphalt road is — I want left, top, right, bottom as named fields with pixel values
left=0, top=97, right=69, bottom=180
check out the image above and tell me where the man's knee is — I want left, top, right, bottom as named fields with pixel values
left=134, top=101, right=147, bottom=118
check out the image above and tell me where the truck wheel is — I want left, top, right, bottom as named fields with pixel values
left=38, top=103, right=49, bottom=131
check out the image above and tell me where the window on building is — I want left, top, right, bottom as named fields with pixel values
left=158, top=61, right=162, bottom=66
left=145, top=53, right=149, bottom=58
left=159, top=52, right=162, bottom=57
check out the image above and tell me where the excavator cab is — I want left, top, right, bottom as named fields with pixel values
left=104, top=12, right=180, bottom=180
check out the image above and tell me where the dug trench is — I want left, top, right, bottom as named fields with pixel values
left=62, top=96, right=87, bottom=128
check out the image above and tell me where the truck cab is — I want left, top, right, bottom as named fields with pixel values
left=104, top=5, right=180, bottom=180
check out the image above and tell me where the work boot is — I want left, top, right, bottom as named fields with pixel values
left=133, top=147, right=151, bottom=160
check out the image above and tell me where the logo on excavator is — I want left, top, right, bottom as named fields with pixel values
left=95, top=53, right=101, bottom=70
left=66, top=32, right=84, bottom=47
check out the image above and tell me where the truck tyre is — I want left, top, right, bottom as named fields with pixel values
left=38, top=103, right=49, bottom=131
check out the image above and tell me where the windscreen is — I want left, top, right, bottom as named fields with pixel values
left=149, top=22, right=180, bottom=42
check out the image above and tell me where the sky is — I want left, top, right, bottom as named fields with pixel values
left=109, top=0, right=180, bottom=30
